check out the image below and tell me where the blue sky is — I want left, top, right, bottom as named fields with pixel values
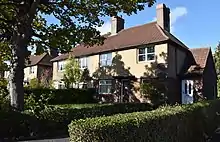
left=45, top=0, right=220, bottom=51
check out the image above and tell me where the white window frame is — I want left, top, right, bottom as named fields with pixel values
left=79, top=57, right=88, bottom=69
left=99, top=80, right=112, bottom=94
left=137, top=46, right=155, bottom=62
left=57, top=61, right=65, bottom=71
left=30, top=66, right=34, bottom=74
left=99, top=53, right=112, bottom=67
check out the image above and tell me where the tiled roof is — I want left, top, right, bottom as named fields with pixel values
left=189, top=47, right=210, bottom=68
left=26, top=53, right=48, bottom=67
left=51, top=22, right=188, bottom=62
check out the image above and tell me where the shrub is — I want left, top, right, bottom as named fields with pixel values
left=24, top=88, right=97, bottom=104
left=0, top=102, right=153, bottom=140
left=68, top=100, right=220, bottom=142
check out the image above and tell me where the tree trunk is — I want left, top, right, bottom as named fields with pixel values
left=9, top=44, right=25, bottom=111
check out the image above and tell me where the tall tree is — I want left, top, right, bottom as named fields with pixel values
left=214, top=42, right=220, bottom=96
left=0, top=0, right=156, bottom=110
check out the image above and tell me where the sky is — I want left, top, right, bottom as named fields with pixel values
left=45, top=0, right=220, bottom=51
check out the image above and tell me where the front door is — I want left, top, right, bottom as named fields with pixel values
left=121, top=79, right=130, bottom=103
left=181, top=80, right=194, bottom=104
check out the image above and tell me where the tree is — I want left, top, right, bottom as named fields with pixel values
left=0, top=0, right=156, bottom=110
left=214, top=42, right=220, bottom=97
left=63, top=55, right=82, bottom=88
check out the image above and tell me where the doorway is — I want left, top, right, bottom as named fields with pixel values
left=181, top=80, right=194, bottom=104
left=121, top=79, right=130, bottom=103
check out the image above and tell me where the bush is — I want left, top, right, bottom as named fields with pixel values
left=0, top=102, right=153, bottom=140
left=24, top=88, right=97, bottom=104
left=68, top=100, right=220, bottom=142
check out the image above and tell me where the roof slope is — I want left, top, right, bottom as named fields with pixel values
left=190, top=47, right=210, bottom=68
left=26, top=53, right=48, bottom=67
left=51, top=22, right=188, bottom=62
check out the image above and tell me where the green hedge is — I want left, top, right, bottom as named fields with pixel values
left=0, top=103, right=153, bottom=140
left=24, top=88, right=97, bottom=104
left=68, top=100, right=220, bottom=142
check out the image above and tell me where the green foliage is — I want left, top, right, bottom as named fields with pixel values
left=29, top=78, right=41, bottom=88
left=0, top=103, right=153, bottom=140
left=140, top=82, right=167, bottom=106
left=214, top=42, right=220, bottom=97
left=63, top=56, right=82, bottom=88
left=24, top=88, right=97, bottom=105
left=68, top=100, right=220, bottom=142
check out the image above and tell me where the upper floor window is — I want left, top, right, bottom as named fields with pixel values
left=99, top=53, right=112, bottom=67
left=138, top=46, right=155, bottom=62
left=57, top=61, right=65, bottom=71
left=79, top=57, right=88, bottom=69
left=30, top=66, right=34, bottom=74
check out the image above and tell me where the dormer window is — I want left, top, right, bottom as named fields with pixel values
left=138, top=46, right=155, bottom=62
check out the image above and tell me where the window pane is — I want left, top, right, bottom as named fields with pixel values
left=185, top=83, right=187, bottom=94
left=138, top=55, right=145, bottom=61
left=107, top=53, right=112, bottom=60
left=189, top=83, right=191, bottom=94
left=100, top=54, right=106, bottom=60
left=106, top=80, right=112, bottom=85
left=147, top=46, right=154, bottom=53
left=138, top=48, right=145, bottom=54
left=147, top=54, right=155, bottom=61
left=100, top=60, right=106, bottom=66
left=107, top=85, right=112, bottom=93
left=106, top=60, right=112, bottom=66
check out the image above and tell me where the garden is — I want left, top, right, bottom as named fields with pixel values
left=1, top=78, right=220, bottom=142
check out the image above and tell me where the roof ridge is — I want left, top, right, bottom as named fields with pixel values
left=190, top=47, right=211, bottom=50
left=118, top=21, right=157, bottom=33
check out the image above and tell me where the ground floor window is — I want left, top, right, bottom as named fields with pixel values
left=99, top=80, right=112, bottom=94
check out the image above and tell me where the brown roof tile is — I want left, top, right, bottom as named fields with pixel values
left=26, top=53, right=48, bottom=67
left=51, top=22, right=188, bottom=62
left=189, top=47, right=210, bottom=68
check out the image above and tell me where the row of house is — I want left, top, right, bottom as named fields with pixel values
left=4, top=3, right=217, bottom=104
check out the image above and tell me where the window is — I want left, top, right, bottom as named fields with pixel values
left=58, top=61, right=65, bottom=71
left=99, top=53, right=112, bottom=67
left=30, top=66, right=34, bottom=74
left=138, top=46, right=155, bottom=62
left=99, top=80, right=112, bottom=94
left=79, top=57, right=88, bottom=69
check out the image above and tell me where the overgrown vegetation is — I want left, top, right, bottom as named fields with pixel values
left=214, top=42, right=220, bottom=97
left=68, top=100, right=220, bottom=142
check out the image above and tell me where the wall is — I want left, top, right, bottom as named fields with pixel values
left=24, top=66, right=38, bottom=81
left=167, top=44, right=187, bottom=78
left=203, top=51, right=217, bottom=99
left=52, top=43, right=168, bottom=81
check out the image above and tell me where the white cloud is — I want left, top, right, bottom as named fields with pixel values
left=152, top=6, right=188, bottom=33
left=96, top=22, right=111, bottom=35
left=170, top=7, right=188, bottom=32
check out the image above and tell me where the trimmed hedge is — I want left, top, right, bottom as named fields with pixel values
left=68, top=100, right=220, bottom=142
left=24, top=88, right=97, bottom=104
left=0, top=103, right=153, bottom=140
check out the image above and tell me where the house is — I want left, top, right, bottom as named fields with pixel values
left=5, top=51, right=57, bottom=85
left=51, top=3, right=217, bottom=104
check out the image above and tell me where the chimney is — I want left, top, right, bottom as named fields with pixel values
left=48, top=47, right=58, bottom=57
left=111, top=16, right=124, bottom=35
left=156, top=3, right=170, bottom=32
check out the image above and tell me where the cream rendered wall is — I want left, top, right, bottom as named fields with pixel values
left=52, top=60, right=67, bottom=81
left=24, top=65, right=38, bottom=81
left=52, top=43, right=168, bottom=82
left=112, top=44, right=168, bottom=78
